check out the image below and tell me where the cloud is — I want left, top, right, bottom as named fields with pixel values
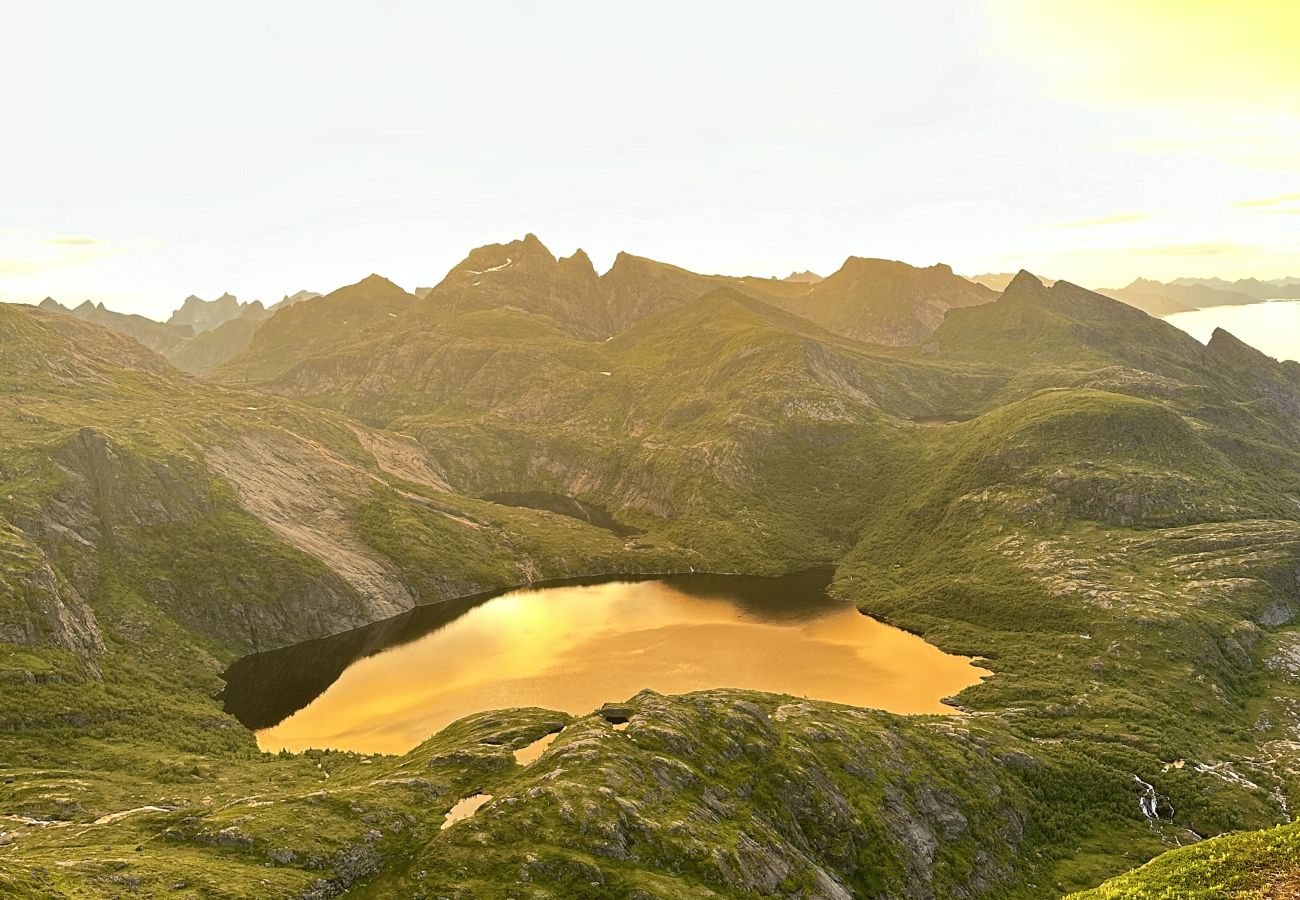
left=991, top=1, right=1300, bottom=112
left=1231, top=193, right=1300, bottom=208
left=45, top=236, right=106, bottom=246
left=0, top=239, right=114, bottom=279
left=0, top=258, right=49, bottom=276
left=1141, top=242, right=1248, bottom=257
left=1054, top=212, right=1148, bottom=229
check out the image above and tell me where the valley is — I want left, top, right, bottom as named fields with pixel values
left=2, top=241, right=1300, bottom=898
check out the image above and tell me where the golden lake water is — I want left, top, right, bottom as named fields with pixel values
left=231, top=571, right=988, bottom=756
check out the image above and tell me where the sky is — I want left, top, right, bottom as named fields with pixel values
left=2, top=0, right=1298, bottom=319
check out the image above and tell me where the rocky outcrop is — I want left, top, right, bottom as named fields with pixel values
left=0, top=524, right=103, bottom=657
left=203, top=429, right=417, bottom=622
left=381, top=692, right=1033, bottom=898
left=167, top=293, right=257, bottom=334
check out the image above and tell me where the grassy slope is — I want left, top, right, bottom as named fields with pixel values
left=763, top=256, right=996, bottom=346
left=0, top=298, right=690, bottom=770
left=3, top=272, right=1300, bottom=896
left=1068, top=821, right=1300, bottom=899
left=166, top=313, right=265, bottom=374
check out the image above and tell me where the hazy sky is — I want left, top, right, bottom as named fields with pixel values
left=3, top=1, right=1298, bottom=318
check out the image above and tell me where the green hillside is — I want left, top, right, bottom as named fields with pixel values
left=2, top=262, right=1300, bottom=897
left=1069, top=821, right=1300, bottom=899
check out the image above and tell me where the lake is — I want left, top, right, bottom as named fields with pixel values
left=1163, top=299, right=1300, bottom=363
left=220, top=569, right=987, bottom=755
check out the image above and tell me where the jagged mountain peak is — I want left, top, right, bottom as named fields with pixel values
left=1002, top=269, right=1049, bottom=296
left=521, top=232, right=549, bottom=252
left=782, top=270, right=823, bottom=284
left=438, top=234, right=564, bottom=287
left=1126, top=277, right=1164, bottom=290
left=559, top=247, right=598, bottom=278
left=167, top=291, right=249, bottom=333
left=1206, top=325, right=1277, bottom=369
left=423, top=234, right=609, bottom=336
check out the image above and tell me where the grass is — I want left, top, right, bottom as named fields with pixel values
left=1069, top=822, right=1300, bottom=899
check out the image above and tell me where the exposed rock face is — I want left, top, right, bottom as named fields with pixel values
left=381, top=692, right=1033, bottom=898
left=203, top=429, right=417, bottom=623
left=348, top=426, right=451, bottom=492
left=17, top=426, right=378, bottom=653
left=26, top=427, right=214, bottom=592
left=0, top=526, right=103, bottom=656
left=167, top=293, right=252, bottom=333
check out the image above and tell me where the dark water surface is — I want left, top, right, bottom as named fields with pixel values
left=221, top=568, right=986, bottom=755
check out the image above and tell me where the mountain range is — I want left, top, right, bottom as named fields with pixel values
left=37, top=289, right=321, bottom=375
left=1172, top=275, right=1300, bottom=300
left=971, top=272, right=1298, bottom=317
left=3, top=238, right=1299, bottom=897
left=46, top=252, right=1294, bottom=387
